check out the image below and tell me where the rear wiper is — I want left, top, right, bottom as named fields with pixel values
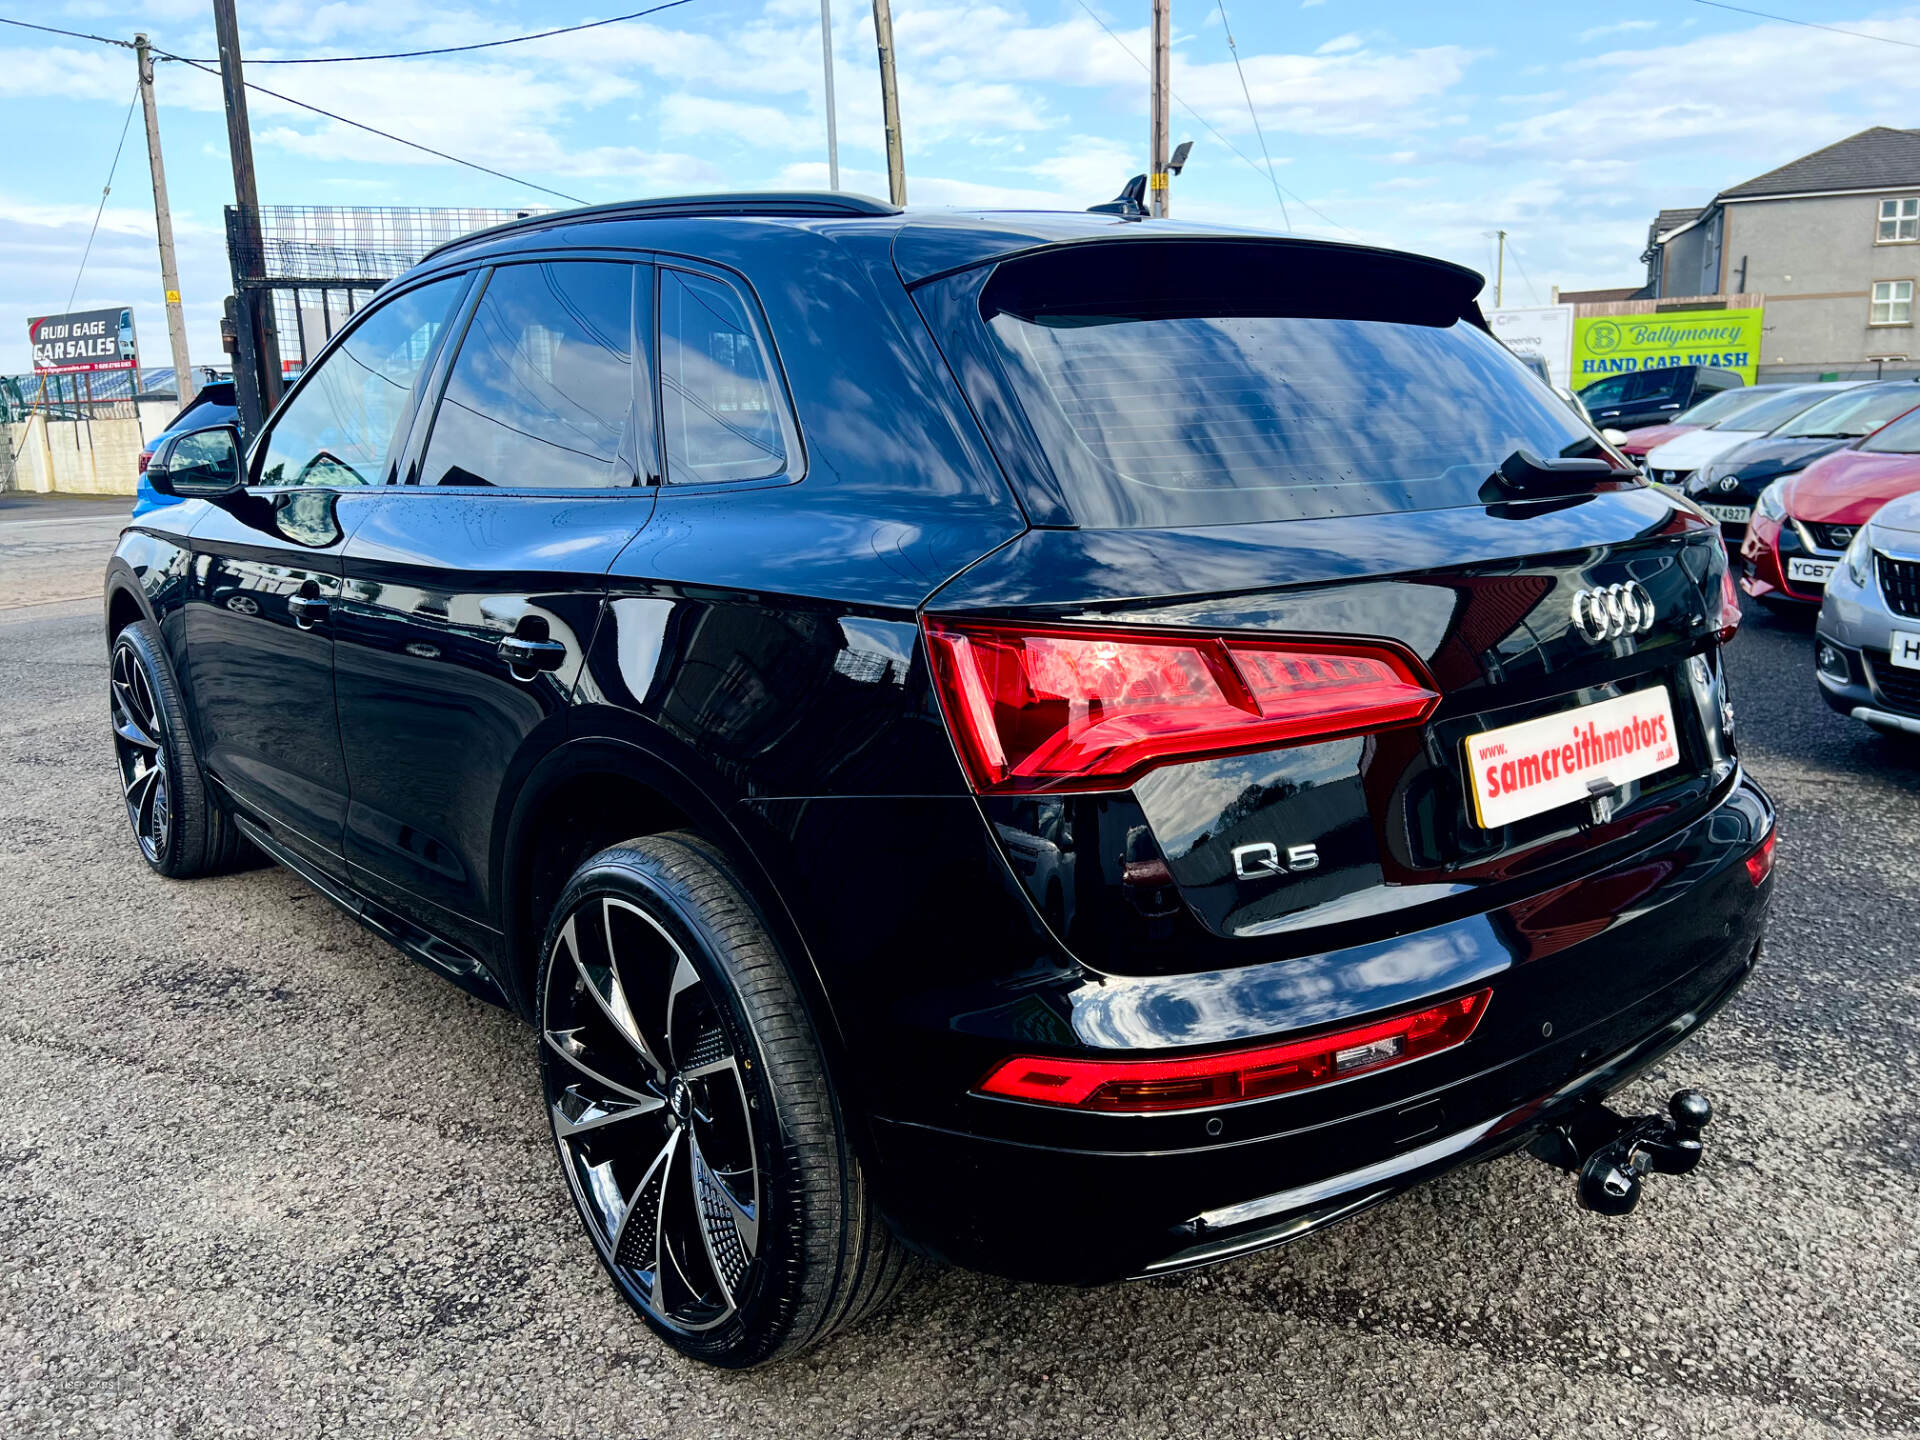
left=1482, top=448, right=1634, bottom=501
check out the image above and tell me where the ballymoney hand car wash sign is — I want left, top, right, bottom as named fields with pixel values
left=1571, top=307, right=1763, bottom=385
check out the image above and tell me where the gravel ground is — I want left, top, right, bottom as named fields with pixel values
left=1, top=492, right=1915, bottom=1438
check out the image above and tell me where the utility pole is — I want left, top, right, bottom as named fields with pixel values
left=820, top=0, right=840, bottom=190
left=135, top=35, right=195, bottom=407
left=872, top=0, right=906, bottom=206
left=1149, top=0, right=1171, bottom=218
left=211, top=0, right=282, bottom=435
left=1495, top=229, right=1507, bottom=308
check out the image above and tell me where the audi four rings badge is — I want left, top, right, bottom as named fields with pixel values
left=1571, top=582, right=1656, bottom=643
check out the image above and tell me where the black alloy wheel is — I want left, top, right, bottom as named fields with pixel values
left=111, top=636, right=173, bottom=866
left=544, top=891, right=763, bottom=1334
left=536, top=834, right=912, bottom=1366
left=107, top=620, right=246, bottom=879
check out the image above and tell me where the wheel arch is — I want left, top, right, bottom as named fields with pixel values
left=495, top=736, right=850, bottom=1073
left=103, top=566, right=152, bottom=640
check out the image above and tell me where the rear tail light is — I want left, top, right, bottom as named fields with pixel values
left=1745, top=826, right=1776, bottom=886
left=1715, top=566, right=1742, bottom=644
left=138, top=450, right=152, bottom=475
left=977, top=989, right=1493, bottom=1112
left=921, top=618, right=1438, bottom=794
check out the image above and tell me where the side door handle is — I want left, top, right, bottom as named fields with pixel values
left=289, top=592, right=330, bottom=630
left=498, top=634, right=567, bottom=676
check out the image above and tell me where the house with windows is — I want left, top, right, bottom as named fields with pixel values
left=1642, top=127, right=1920, bottom=376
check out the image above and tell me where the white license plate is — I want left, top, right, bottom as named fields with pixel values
left=1464, top=688, right=1681, bottom=829
left=1701, top=503, right=1750, bottom=524
left=1787, top=557, right=1837, bottom=586
left=1890, top=631, right=1920, bottom=670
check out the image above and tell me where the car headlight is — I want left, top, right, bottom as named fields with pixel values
left=1845, top=525, right=1874, bottom=589
left=1755, top=480, right=1788, bottom=521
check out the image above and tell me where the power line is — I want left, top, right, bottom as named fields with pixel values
left=168, top=57, right=586, bottom=205
left=0, top=15, right=134, bottom=48
left=1503, top=238, right=1543, bottom=308
left=67, top=83, right=143, bottom=313
left=1214, top=0, right=1288, bottom=229
left=1070, top=0, right=1353, bottom=234
left=168, top=0, right=698, bottom=65
left=1684, top=0, right=1920, bottom=51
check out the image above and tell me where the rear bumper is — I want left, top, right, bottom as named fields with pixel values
left=865, top=774, right=1773, bottom=1284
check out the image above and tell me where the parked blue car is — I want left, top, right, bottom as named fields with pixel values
left=134, top=381, right=237, bottom=517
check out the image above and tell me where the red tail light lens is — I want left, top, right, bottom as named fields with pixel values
left=977, top=989, right=1493, bottom=1112
left=138, top=450, right=152, bottom=475
left=1745, top=826, right=1776, bottom=886
left=1716, top=566, right=1742, bottom=644
left=921, top=618, right=1438, bottom=794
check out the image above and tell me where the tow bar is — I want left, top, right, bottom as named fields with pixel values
left=1529, top=1090, right=1713, bottom=1215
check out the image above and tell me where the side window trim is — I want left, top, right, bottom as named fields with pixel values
left=392, top=266, right=493, bottom=487
left=648, top=256, right=806, bottom=493
left=246, top=269, right=475, bottom=491
left=402, top=258, right=650, bottom=494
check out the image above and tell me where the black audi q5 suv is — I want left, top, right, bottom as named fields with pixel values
left=104, top=194, right=1773, bottom=1367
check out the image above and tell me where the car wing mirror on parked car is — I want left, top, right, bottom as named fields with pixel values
left=147, top=424, right=244, bottom=498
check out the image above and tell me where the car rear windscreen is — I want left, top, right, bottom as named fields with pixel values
left=970, top=241, right=1608, bottom=528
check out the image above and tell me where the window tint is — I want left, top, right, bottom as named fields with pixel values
left=659, top=268, right=789, bottom=484
left=1735, top=388, right=1842, bottom=434
left=420, top=262, right=636, bottom=489
left=1779, top=386, right=1920, bottom=439
left=1860, top=407, right=1920, bottom=454
left=256, top=277, right=463, bottom=488
left=1677, top=388, right=1772, bottom=426
left=972, top=243, right=1602, bottom=528
left=1578, top=374, right=1636, bottom=407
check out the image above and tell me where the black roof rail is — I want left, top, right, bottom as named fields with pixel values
left=421, top=191, right=902, bottom=263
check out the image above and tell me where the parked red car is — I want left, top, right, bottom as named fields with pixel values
left=1741, top=404, right=1920, bottom=607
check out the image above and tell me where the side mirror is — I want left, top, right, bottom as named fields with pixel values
left=1601, top=428, right=1630, bottom=446
left=148, top=424, right=243, bottom=497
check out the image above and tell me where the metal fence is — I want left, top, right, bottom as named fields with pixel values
left=0, top=367, right=216, bottom=423
left=229, top=204, right=549, bottom=371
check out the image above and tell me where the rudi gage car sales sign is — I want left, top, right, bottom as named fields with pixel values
left=28, top=307, right=138, bottom=374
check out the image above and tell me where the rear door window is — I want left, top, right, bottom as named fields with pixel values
left=418, top=261, right=639, bottom=489
left=954, top=240, right=1605, bottom=528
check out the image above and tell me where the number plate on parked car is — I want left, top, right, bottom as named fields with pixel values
left=1701, top=503, right=1750, bottom=524
left=1889, top=631, right=1920, bottom=670
left=1464, top=688, right=1680, bottom=829
left=1787, top=557, right=1837, bottom=586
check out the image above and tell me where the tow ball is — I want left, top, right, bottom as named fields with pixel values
left=1529, top=1090, right=1713, bottom=1216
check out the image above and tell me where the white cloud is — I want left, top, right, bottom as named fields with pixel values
left=1577, top=20, right=1659, bottom=43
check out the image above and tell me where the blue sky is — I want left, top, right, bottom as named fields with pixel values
left=4, top=0, right=1920, bottom=373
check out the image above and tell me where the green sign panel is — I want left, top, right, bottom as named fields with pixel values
left=1572, top=307, right=1763, bottom=386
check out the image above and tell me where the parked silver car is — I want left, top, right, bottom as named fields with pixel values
left=1815, top=488, right=1920, bottom=736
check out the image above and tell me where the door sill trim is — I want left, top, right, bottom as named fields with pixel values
left=232, top=814, right=509, bottom=1009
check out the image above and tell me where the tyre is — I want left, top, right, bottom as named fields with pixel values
left=109, top=619, right=246, bottom=878
left=535, top=832, right=912, bottom=1367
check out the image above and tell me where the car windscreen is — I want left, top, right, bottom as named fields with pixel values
left=1858, top=407, right=1920, bottom=454
left=970, top=241, right=1604, bottom=528
left=1725, top=388, right=1845, bottom=435
left=1678, top=387, right=1777, bottom=427
left=1778, top=386, right=1920, bottom=439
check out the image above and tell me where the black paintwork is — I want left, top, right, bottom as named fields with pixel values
left=104, top=201, right=1772, bottom=1284
left=1684, top=434, right=1857, bottom=515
